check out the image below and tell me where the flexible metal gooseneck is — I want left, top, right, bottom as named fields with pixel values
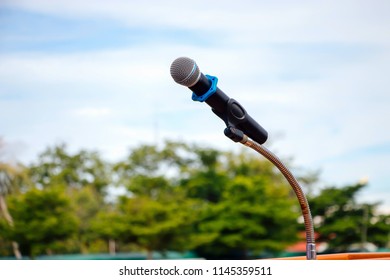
left=238, top=134, right=317, bottom=260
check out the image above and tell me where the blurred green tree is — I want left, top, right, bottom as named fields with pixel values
left=28, top=144, right=113, bottom=253
left=29, top=143, right=111, bottom=194
left=89, top=206, right=125, bottom=254
left=309, top=182, right=390, bottom=252
left=111, top=141, right=205, bottom=258
left=0, top=138, right=30, bottom=259
left=116, top=141, right=301, bottom=259
left=69, top=185, right=105, bottom=253
left=180, top=147, right=300, bottom=259
left=5, top=138, right=388, bottom=260
left=0, top=164, right=23, bottom=259
left=5, top=187, right=78, bottom=258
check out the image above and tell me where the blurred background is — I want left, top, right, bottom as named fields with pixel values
left=0, top=0, right=389, bottom=259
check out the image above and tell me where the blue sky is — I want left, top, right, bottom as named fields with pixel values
left=1, top=0, right=390, bottom=210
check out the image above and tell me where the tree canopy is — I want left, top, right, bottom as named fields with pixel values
left=0, top=139, right=389, bottom=259
left=309, top=182, right=390, bottom=252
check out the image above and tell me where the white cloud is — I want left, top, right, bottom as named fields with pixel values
left=73, top=107, right=112, bottom=118
left=4, top=0, right=390, bottom=45
left=0, top=49, right=167, bottom=86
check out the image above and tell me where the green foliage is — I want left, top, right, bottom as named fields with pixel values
left=119, top=196, right=194, bottom=253
left=26, top=143, right=113, bottom=254
left=90, top=209, right=125, bottom=241
left=0, top=156, right=31, bottom=258
left=367, top=215, right=390, bottom=247
left=29, top=143, right=111, bottom=194
left=1, top=139, right=389, bottom=259
left=0, top=162, right=31, bottom=195
left=5, top=187, right=78, bottom=257
left=67, top=185, right=105, bottom=252
left=113, top=141, right=301, bottom=258
left=182, top=149, right=300, bottom=259
left=110, top=142, right=208, bottom=257
left=309, top=182, right=390, bottom=251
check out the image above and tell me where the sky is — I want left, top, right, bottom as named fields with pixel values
left=1, top=0, right=389, bottom=210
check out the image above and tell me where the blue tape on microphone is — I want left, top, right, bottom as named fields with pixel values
left=191, top=75, right=218, bottom=102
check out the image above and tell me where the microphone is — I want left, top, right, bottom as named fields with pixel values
left=170, top=57, right=268, bottom=144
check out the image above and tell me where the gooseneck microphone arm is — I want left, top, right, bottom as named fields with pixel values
left=170, top=57, right=316, bottom=260
left=225, top=127, right=317, bottom=260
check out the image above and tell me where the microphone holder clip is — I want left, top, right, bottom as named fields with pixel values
left=212, top=96, right=268, bottom=145
left=213, top=98, right=249, bottom=136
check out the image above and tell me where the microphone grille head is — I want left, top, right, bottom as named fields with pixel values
left=170, top=57, right=201, bottom=87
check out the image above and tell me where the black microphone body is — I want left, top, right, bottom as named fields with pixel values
left=171, top=57, right=268, bottom=144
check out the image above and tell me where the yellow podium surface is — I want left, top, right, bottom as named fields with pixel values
left=275, top=252, right=390, bottom=260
